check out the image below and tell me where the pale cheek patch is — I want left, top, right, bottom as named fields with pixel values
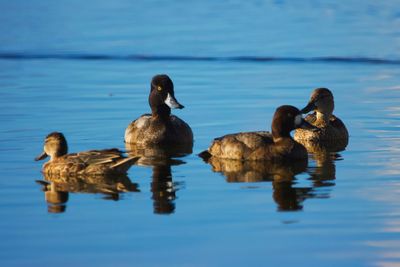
left=295, top=114, right=303, bottom=126
left=164, top=93, right=174, bottom=108
left=164, top=93, right=181, bottom=109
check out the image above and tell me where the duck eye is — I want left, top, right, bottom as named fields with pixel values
left=157, top=86, right=162, bottom=91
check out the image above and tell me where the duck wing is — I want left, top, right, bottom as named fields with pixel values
left=77, top=149, right=123, bottom=165
left=208, top=131, right=273, bottom=160
left=75, top=149, right=139, bottom=174
left=330, top=115, right=347, bottom=130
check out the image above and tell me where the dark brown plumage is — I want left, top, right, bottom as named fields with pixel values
left=124, top=74, right=193, bottom=148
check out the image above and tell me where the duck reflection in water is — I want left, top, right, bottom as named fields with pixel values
left=36, top=181, right=69, bottom=213
left=126, top=143, right=189, bottom=215
left=203, top=155, right=339, bottom=211
left=36, top=174, right=139, bottom=213
left=205, top=156, right=311, bottom=211
left=149, top=160, right=183, bottom=215
left=303, top=141, right=344, bottom=191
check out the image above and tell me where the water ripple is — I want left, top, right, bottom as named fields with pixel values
left=1, top=52, right=400, bottom=65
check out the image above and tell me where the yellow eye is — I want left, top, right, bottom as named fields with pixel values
left=157, top=86, right=162, bottom=91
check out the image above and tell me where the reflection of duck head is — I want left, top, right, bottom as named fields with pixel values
left=203, top=157, right=315, bottom=211
left=125, top=142, right=189, bottom=215
left=36, top=181, right=69, bottom=213
left=307, top=146, right=342, bottom=188
left=132, top=157, right=185, bottom=215
left=151, top=162, right=175, bottom=215
left=272, top=181, right=314, bottom=211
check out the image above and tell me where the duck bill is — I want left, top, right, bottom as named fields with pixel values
left=35, top=151, right=48, bottom=161
left=164, top=93, right=184, bottom=109
left=301, top=101, right=316, bottom=114
left=297, top=119, right=319, bottom=132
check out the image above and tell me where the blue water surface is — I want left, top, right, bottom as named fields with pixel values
left=1, top=1, right=400, bottom=266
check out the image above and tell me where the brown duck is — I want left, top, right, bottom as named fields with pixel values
left=294, top=88, right=349, bottom=151
left=199, top=105, right=317, bottom=161
left=35, top=132, right=138, bottom=177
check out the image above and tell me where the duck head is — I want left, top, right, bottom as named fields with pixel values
left=149, top=74, right=184, bottom=117
left=272, top=105, right=317, bottom=140
left=301, top=88, right=334, bottom=116
left=35, top=132, right=68, bottom=161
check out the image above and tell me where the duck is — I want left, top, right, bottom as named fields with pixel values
left=35, top=132, right=138, bottom=177
left=124, top=74, right=193, bottom=149
left=199, top=105, right=317, bottom=161
left=294, top=88, right=349, bottom=151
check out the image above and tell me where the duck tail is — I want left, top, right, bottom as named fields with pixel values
left=111, top=156, right=140, bottom=173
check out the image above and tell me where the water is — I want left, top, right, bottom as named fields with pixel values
left=1, top=1, right=400, bottom=266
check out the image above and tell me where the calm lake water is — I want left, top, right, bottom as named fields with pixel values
left=1, top=1, right=400, bottom=266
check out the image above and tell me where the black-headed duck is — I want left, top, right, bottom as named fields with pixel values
left=294, top=88, right=348, bottom=151
left=124, top=74, right=193, bottom=148
left=35, top=132, right=138, bottom=177
left=199, top=105, right=316, bottom=161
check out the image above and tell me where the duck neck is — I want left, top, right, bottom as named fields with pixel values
left=151, top=104, right=171, bottom=121
left=49, top=147, right=68, bottom=162
left=272, top=128, right=292, bottom=143
left=316, top=111, right=330, bottom=125
left=49, top=153, right=62, bottom=162
left=50, top=182, right=57, bottom=192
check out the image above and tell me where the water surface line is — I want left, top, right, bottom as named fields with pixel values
left=1, top=52, right=399, bottom=65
